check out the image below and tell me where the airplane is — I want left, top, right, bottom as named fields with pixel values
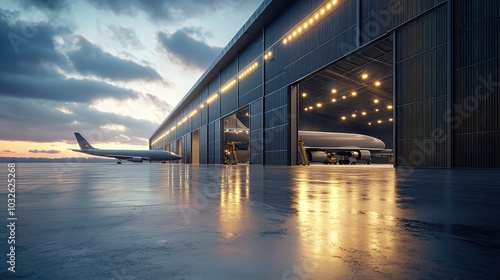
left=298, top=130, right=393, bottom=165
left=71, top=132, right=181, bottom=164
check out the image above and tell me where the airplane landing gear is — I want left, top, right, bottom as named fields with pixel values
left=117, top=160, right=122, bottom=164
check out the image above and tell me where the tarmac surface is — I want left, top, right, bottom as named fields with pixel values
left=0, top=163, right=499, bottom=279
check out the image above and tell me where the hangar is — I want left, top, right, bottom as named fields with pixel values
left=150, top=0, right=500, bottom=168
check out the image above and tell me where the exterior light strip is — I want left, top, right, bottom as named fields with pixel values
left=282, top=0, right=339, bottom=45
left=221, top=79, right=237, bottom=93
left=206, top=92, right=219, bottom=104
left=238, top=62, right=258, bottom=80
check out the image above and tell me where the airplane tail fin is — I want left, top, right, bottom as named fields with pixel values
left=74, top=132, right=95, bottom=150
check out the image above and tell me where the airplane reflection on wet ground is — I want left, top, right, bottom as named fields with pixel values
left=0, top=163, right=499, bottom=279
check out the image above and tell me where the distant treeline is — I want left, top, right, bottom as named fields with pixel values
left=0, top=157, right=115, bottom=163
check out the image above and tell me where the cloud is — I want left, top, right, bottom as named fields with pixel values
left=19, top=0, right=69, bottom=13
left=29, top=149, right=61, bottom=154
left=0, top=97, right=164, bottom=145
left=157, top=27, right=222, bottom=70
left=85, top=0, right=247, bottom=22
left=2, top=150, right=15, bottom=153
left=68, top=35, right=163, bottom=82
left=107, top=24, right=144, bottom=49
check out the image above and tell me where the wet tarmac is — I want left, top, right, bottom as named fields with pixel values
left=0, top=163, right=499, bottom=279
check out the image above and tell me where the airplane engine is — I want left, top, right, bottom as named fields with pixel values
left=129, top=157, right=143, bottom=162
left=308, top=151, right=328, bottom=162
left=349, top=150, right=371, bottom=160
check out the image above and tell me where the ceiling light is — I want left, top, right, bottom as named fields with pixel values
left=320, top=8, right=325, bottom=15
left=332, top=0, right=337, bottom=4
left=298, top=27, right=302, bottom=33
left=378, top=120, right=382, bottom=124
left=288, top=35, right=292, bottom=40
left=374, top=99, right=379, bottom=104
left=375, top=109, right=379, bottom=112
left=389, top=118, right=393, bottom=122
left=305, top=108, right=308, bottom=111
left=368, top=122, right=372, bottom=125
left=362, top=112, right=366, bottom=116
left=342, top=96, right=346, bottom=99
left=309, top=18, right=314, bottom=24
left=316, top=103, right=322, bottom=108
left=303, top=23, right=308, bottom=28
left=283, top=39, right=287, bottom=44
left=352, top=114, right=357, bottom=118
left=387, top=105, right=393, bottom=109
left=309, top=106, right=313, bottom=109
left=267, top=51, right=272, bottom=57
left=302, top=93, right=307, bottom=97
left=327, top=3, right=332, bottom=9
left=341, top=116, right=346, bottom=120
left=331, top=89, right=337, bottom=94
left=200, top=104, right=205, bottom=108
left=314, top=13, right=319, bottom=19
left=362, top=73, right=369, bottom=80
left=375, top=81, right=381, bottom=87
left=293, top=31, right=297, bottom=37
left=332, top=98, right=336, bottom=102
left=351, top=91, right=357, bottom=96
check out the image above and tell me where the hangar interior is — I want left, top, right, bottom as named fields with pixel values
left=298, top=36, right=394, bottom=164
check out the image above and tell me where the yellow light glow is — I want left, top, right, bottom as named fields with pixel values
left=293, top=31, right=297, bottom=37
left=352, top=114, right=357, bottom=118
left=303, top=22, right=308, bottom=28
left=333, top=0, right=337, bottom=5
left=375, top=81, right=381, bottom=87
left=314, top=13, right=319, bottom=19
left=254, top=62, right=258, bottom=67
left=362, top=112, right=367, bottom=116
left=309, top=106, right=313, bottom=109
left=351, top=91, right=357, bottom=96
left=327, top=3, right=332, bottom=9
left=320, top=9, right=325, bottom=15
left=374, top=99, right=379, bottom=104
left=331, top=89, right=337, bottom=94
left=206, top=93, right=219, bottom=104
left=221, top=79, right=237, bottom=93
left=200, top=104, right=205, bottom=108
left=189, top=109, right=198, bottom=117
left=378, top=120, right=382, bottom=124
left=302, top=93, right=307, bottom=97
left=342, top=96, right=346, bottom=99
left=341, top=116, right=346, bottom=120
left=309, top=18, right=314, bottom=24
left=267, top=51, right=272, bottom=57
left=362, top=73, right=369, bottom=80
left=288, top=35, right=292, bottom=40
left=387, top=105, right=393, bottom=109
left=375, top=109, right=379, bottom=112
left=305, top=108, right=308, bottom=111
left=368, top=122, right=372, bottom=125
left=297, top=27, right=302, bottom=33
left=283, top=39, right=287, bottom=44
left=389, top=118, right=393, bottom=122
left=316, top=103, right=322, bottom=108
left=332, top=98, right=337, bottom=102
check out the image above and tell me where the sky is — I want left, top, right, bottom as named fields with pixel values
left=0, top=0, right=263, bottom=158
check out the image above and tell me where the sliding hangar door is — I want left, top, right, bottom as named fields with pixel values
left=150, top=0, right=499, bottom=168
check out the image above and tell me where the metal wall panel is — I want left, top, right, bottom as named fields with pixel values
left=250, top=99, right=264, bottom=164
left=263, top=88, right=289, bottom=165
left=199, top=125, right=208, bottom=164
left=395, top=5, right=448, bottom=167
left=214, top=120, right=222, bottom=164
left=208, top=77, right=220, bottom=122
left=453, top=0, right=500, bottom=168
left=207, top=122, right=215, bottom=164
left=183, top=133, right=191, bottom=164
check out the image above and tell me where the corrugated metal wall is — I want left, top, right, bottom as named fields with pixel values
left=250, top=99, right=264, bottom=164
left=395, top=5, right=448, bottom=167
left=453, top=0, right=500, bottom=168
left=199, top=125, right=208, bottom=164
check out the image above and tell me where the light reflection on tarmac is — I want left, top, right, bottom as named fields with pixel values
left=0, top=163, right=499, bottom=279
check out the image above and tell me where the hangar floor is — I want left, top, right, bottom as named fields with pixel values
left=2, top=163, right=499, bottom=279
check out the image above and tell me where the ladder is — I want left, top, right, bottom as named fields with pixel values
left=228, top=141, right=238, bottom=165
left=298, top=136, right=309, bottom=166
